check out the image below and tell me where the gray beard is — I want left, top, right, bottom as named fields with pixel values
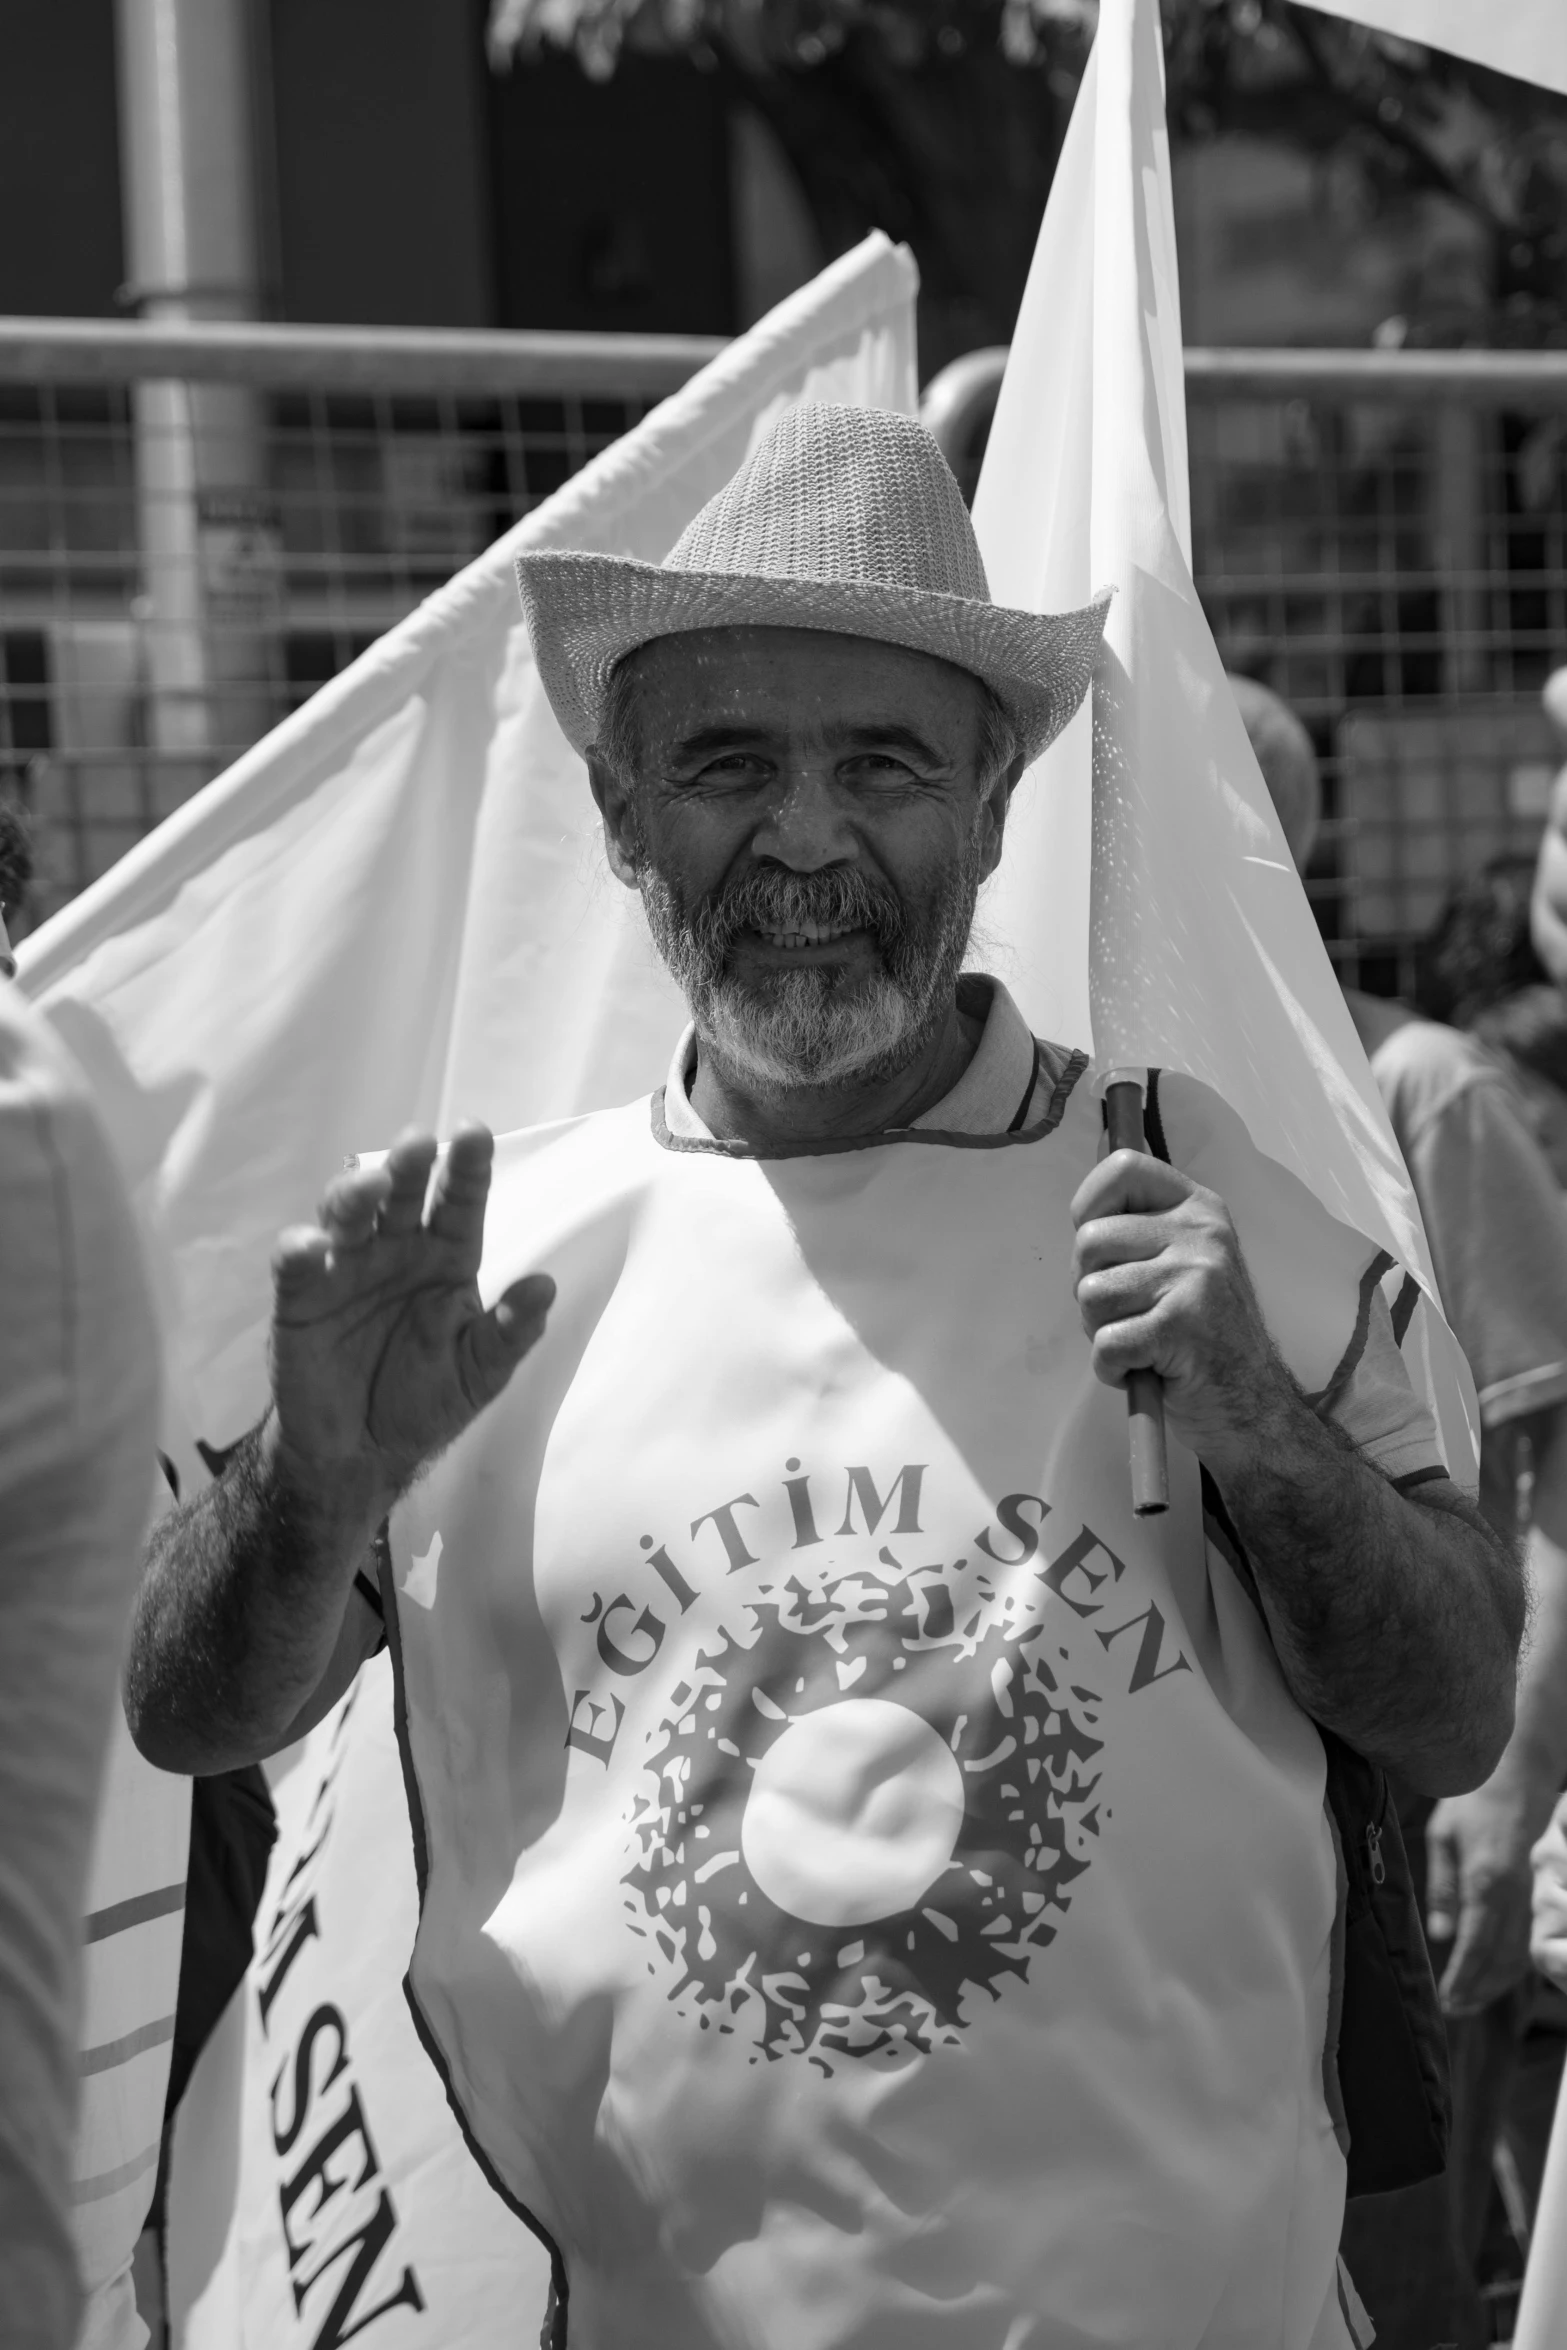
left=637, top=841, right=986, bottom=1094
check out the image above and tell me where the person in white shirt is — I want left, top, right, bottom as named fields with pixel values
left=1240, top=671, right=1567, bottom=2350
left=0, top=817, right=161, bottom=2350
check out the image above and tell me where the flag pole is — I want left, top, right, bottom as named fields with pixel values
left=1102, top=1070, right=1170, bottom=1516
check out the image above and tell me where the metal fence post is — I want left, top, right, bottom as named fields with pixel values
left=1433, top=395, right=1489, bottom=697
left=114, top=0, right=278, bottom=802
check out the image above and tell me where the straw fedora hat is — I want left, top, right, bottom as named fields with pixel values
left=515, top=403, right=1110, bottom=767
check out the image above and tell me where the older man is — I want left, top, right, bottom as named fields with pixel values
left=128, top=407, right=1519, bottom=2350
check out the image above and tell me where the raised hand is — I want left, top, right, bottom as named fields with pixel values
left=269, top=1120, right=554, bottom=1513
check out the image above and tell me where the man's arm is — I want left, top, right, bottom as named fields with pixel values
left=1205, top=1405, right=1517, bottom=1795
left=124, top=1124, right=554, bottom=1776
left=127, top=1416, right=387, bottom=1774
left=1073, top=1150, right=1523, bottom=1796
left=1531, top=765, right=1567, bottom=984
left=1425, top=1403, right=1567, bottom=2010
left=1369, top=1037, right=1567, bottom=1999
left=1530, top=1786, right=1567, bottom=1990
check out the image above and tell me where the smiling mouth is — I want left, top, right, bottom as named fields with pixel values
left=752, top=921, right=866, bottom=950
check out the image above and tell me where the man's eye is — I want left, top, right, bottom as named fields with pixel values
left=843, top=754, right=916, bottom=783
left=692, top=753, right=770, bottom=781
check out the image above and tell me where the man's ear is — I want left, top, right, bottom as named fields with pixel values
left=978, top=750, right=1026, bottom=883
left=586, top=750, right=641, bottom=890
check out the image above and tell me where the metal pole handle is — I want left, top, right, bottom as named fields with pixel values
left=1104, top=1077, right=1170, bottom=1517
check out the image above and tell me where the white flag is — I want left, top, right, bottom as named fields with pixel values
left=1299, top=0, right=1567, bottom=96
left=976, top=0, right=1479, bottom=1475
left=165, top=1656, right=558, bottom=2349
left=18, top=232, right=918, bottom=2350
left=21, top=235, right=917, bottom=1456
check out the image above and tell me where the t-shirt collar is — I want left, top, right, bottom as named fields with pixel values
left=661, top=973, right=1039, bottom=1143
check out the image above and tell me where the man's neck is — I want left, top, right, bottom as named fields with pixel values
left=688, top=993, right=983, bottom=1151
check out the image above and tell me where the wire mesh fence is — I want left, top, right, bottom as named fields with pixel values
left=0, top=321, right=721, bottom=930
left=1187, top=352, right=1567, bottom=998
left=1, top=325, right=1566, bottom=1000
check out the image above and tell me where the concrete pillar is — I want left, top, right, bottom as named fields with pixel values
left=115, top=0, right=279, bottom=796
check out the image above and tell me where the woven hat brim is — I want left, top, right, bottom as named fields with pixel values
left=515, top=550, right=1111, bottom=768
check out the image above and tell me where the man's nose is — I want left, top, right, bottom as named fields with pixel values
left=750, top=765, right=855, bottom=873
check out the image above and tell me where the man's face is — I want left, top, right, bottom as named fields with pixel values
left=587, top=627, right=1016, bottom=1092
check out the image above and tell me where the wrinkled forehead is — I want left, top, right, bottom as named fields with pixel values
left=617, top=624, right=989, bottom=744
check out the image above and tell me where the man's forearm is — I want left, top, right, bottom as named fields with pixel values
left=1420, top=1419, right=1567, bottom=2010
left=1504, top=1522, right=1567, bottom=1792
left=1498, top=1416, right=1567, bottom=1803
left=125, top=1415, right=387, bottom=1775
left=1210, top=1394, right=1523, bottom=1796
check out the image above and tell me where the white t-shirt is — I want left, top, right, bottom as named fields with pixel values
left=0, top=986, right=163, bottom=2350
left=386, top=977, right=1439, bottom=2350
left=1370, top=1014, right=1567, bottom=1431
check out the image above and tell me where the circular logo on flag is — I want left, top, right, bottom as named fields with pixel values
left=622, top=1551, right=1106, bottom=2070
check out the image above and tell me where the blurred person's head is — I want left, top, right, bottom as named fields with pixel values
left=1227, top=674, right=1321, bottom=872
left=0, top=801, right=31, bottom=980
left=1470, top=984, right=1567, bottom=1186
left=1414, top=857, right=1547, bottom=1027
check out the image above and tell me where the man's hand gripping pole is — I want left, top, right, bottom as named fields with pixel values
left=1100, top=1069, right=1170, bottom=1517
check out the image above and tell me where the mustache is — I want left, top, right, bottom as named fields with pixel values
left=686, top=864, right=910, bottom=959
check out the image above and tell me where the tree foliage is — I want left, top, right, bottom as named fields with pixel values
left=1163, top=3, right=1567, bottom=346
left=487, top=0, right=1567, bottom=362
